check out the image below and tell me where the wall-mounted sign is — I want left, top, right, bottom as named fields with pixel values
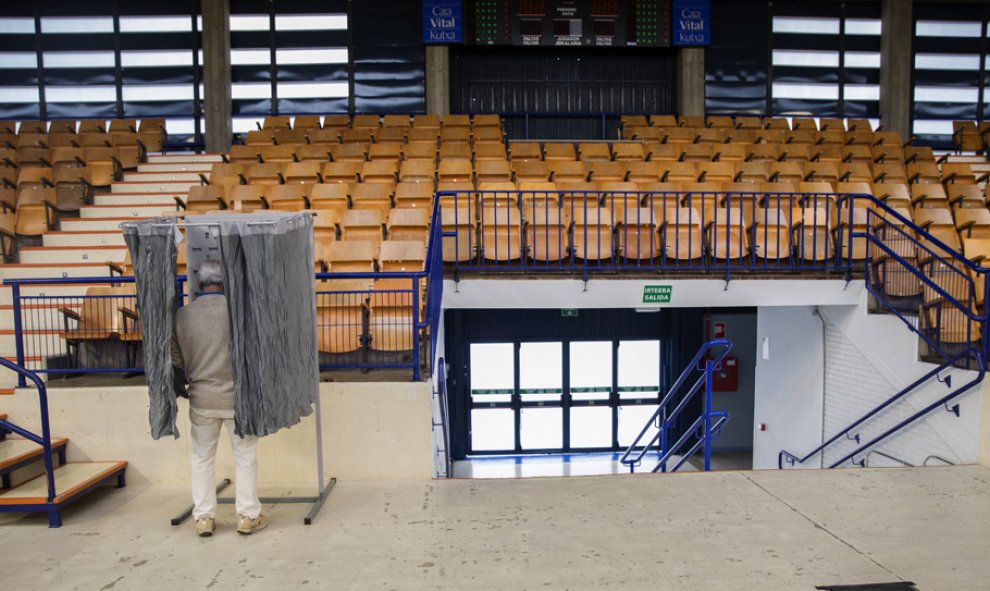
left=672, top=0, right=709, bottom=46
left=643, top=285, right=673, bottom=304
left=424, top=0, right=463, bottom=44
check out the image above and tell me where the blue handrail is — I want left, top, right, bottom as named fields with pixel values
left=619, top=338, right=733, bottom=473
left=0, top=357, right=56, bottom=502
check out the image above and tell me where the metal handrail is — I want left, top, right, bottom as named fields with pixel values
left=777, top=348, right=975, bottom=468
left=619, top=338, right=732, bottom=472
left=435, top=357, right=451, bottom=478
left=0, top=357, right=56, bottom=502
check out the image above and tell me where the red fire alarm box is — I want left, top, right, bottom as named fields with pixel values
left=713, top=322, right=726, bottom=339
left=712, top=356, right=738, bottom=392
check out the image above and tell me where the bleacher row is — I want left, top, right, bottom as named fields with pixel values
left=0, top=118, right=169, bottom=260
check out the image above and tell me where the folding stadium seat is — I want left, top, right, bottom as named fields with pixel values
left=182, top=185, right=226, bottom=212
left=576, top=143, right=611, bottom=162
left=437, top=160, right=473, bottom=184
left=611, top=207, right=658, bottom=260
left=544, top=143, right=578, bottom=161
left=914, top=208, right=961, bottom=258
left=225, top=184, right=266, bottom=211
left=612, top=143, right=645, bottom=161
left=393, top=182, right=434, bottom=210
left=309, top=183, right=350, bottom=217
left=324, top=240, right=377, bottom=274
left=696, top=162, right=734, bottom=185
left=722, top=129, right=755, bottom=144
left=872, top=162, right=907, bottom=184
left=508, top=142, right=541, bottom=161
left=242, top=162, right=284, bottom=185
left=282, top=162, right=323, bottom=185
left=443, top=114, right=471, bottom=128
left=474, top=142, right=508, bottom=161
left=437, top=205, right=475, bottom=262
left=51, top=166, right=92, bottom=212
left=550, top=160, right=588, bottom=182
left=79, top=148, right=121, bottom=186
left=679, top=144, right=713, bottom=163
left=386, top=207, right=430, bottom=243
left=322, top=161, right=363, bottom=184
left=662, top=207, right=704, bottom=261
left=694, top=128, right=725, bottom=145
left=872, top=183, right=912, bottom=209
left=596, top=181, right=640, bottom=221
left=382, top=114, right=411, bottom=128
left=44, top=120, right=74, bottom=135
left=332, top=143, right=370, bottom=163
left=291, top=115, right=321, bottom=130
left=570, top=207, right=613, bottom=260
left=647, top=114, right=676, bottom=128
left=837, top=163, right=873, bottom=184
left=955, top=208, right=990, bottom=239
left=438, top=142, right=472, bottom=163
left=906, top=161, right=942, bottom=185
left=756, top=129, right=786, bottom=144
left=475, top=160, right=512, bottom=184
left=746, top=144, right=780, bottom=162
left=778, top=144, right=812, bottom=163
left=261, top=184, right=309, bottom=211
left=351, top=114, right=381, bottom=130
left=395, top=160, right=434, bottom=185
left=341, top=210, right=385, bottom=248
left=510, top=159, right=549, bottom=184
left=733, top=116, right=761, bottom=130
left=440, top=127, right=471, bottom=145
left=261, top=115, right=291, bottom=130
left=841, top=145, right=874, bottom=165
left=308, top=128, right=341, bottom=145
left=804, top=161, right=840, bottom=185
left=734, top=161, right=770, bottom=184
left=904, top=146, right=936, bottom=165
left=402, top=143, right=437, bottom=163
left=710, top=144, right=745, bottom=163
left=645, top=143, right=681, bottom=162
left=361, top=161, right=399, bottom=184
left=947, top=185, right=985, bottom=209
left=378, top=240, right=426, bottom=273
left=518, top=181, right=558, bottom=214
left=315, top=277, right=370, bottom=355
left=665, top=127, right=699, bottom=145
left=835, top=208, right=872, bottom=263
left=793, top=207, right=839, bottom=262
left=910, top=184, right=949, bottom=209
left=768, top=162, right=806, bottom=184
left=478, top=206, right=522, bottom=262
left=706, top=206, right=751, bottom=261
left=260, top=144, right=296, bottom=164
left=588, top=161, right=628, bottom=183
left=834, top=182, right=875, bottom=209
left=786, top=129, right=816, bottom=145
left=351, top=182, right=394, bottom=217
left=752, top=207, right=793, bottom=261
left=226, top=144, right=261, bottom=164
left=705, top=115, right=733, bottom=129
left=13, top=187, right=55, bottom=237
left=661, top=162, right=698, bottom=184
left=273, top=129, right=308, bottom=145
left=631, top=127, right=665, bottom=141
left=472, top=114, right=502, bottom=130
left=473, top=127, right=504, bottom=143
left=321, top=114, right=350, bottom=132
left=953, top=121, right=985, bottom=152
left=244, top=129, right=275, bottom=146
left=621, top=115, right=649, bottom=130
left=371, top=127, right=405, bottom=144
left=18, top=120, right=48, bottom=134
left=816, top=130, right=846, bottom=147
left=407, top=127, right=440, bottom=144
left=941, top=163, right=981, bottom=185
left=845, top=130, right=875, bottom=147
left=626, top=161, right=662, bottom=184
left=869, top=131, right=901, bottom=149
left=76, top=119, right=107, bottom=135
left=110, top=132, right=147, bottom=169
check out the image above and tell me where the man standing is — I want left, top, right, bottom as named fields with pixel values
left=171, top=260, right=267, bottom=537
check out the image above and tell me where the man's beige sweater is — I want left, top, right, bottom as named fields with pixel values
left=170, top=293, right=235, bottom=412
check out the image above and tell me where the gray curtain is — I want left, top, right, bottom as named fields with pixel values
left=123, top=218, right=180, bottom=440
left=217, top=213, right=319, bottom=437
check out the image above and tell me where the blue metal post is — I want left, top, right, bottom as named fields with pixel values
left=704, top=359, right=714, bottom=471
left=412, top=276, right=421, bottom=382
left=660, top=410, right=669, bottom=473
left=11, top=282, right=25, bottom=387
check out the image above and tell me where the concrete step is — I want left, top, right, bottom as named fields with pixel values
left=43, top=232, right=126, bottom=248
left=148, top=153, right=223, bottom=164
left=110, top=181, right=197, bottom=194
left=122, top=172, right=203, bottom=183
left=93, top=193, right=183, bottom=207
left=0, top=283, right=122, bottom=309
left=0, top=263, right=110, bottom=281
left=17, top=245, right=126, bottom=265
left=138, top=162, right=214, bottom=173
left=60, top=218, right=137, bottom=232
left=79, top=204, right=174, bottom=218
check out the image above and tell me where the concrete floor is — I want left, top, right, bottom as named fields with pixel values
left=3, top=466, right=990, bottom=590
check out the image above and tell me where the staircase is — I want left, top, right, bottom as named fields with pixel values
left=0, top=357, right=127, bottom=527
left=0, top=153, right=221, bottom=385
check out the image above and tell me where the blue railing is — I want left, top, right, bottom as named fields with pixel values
left=620, top=338, right=733, bottom=473
left=0, top=357, right=57, bottom=505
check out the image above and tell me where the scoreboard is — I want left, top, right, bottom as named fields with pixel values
left=464, top=0, right=672, bottom=47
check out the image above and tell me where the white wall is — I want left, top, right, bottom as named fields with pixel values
left=753, top=306, right=826, bottom=469
left=710, top=311, right=757, bottom=453
left=4, top=381, right=435, bottom=490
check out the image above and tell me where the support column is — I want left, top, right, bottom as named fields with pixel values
left=880, top=0, right=912, bottom=140
left=677, top=47, right=705, bottom=117
left=202, top=0, right=232, bottom=153
left=426, top=46, right=450, bottom=116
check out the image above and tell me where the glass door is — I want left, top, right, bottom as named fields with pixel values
left=519, top=342, right=563, bottom=450
left=469, top=342, right=515, bottom=452
left=568, top=341, right=613, bottom=449
left=616, top=340, right=661, bottom=448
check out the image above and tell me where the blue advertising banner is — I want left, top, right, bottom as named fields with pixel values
left=672, top=0, right=710, bottom=46
left=423, top=0, right=463, bottom=44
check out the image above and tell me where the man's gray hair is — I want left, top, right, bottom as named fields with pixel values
left=198, top=260, right=225, bottom=288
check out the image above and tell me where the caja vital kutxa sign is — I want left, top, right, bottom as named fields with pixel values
left=424, top=0, right=463, bottom=44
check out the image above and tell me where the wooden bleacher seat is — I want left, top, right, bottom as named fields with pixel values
left=181, top=185, right=226, bottom=212
left=475, top=160, right=512, bottom=184
left=386, top=208, right=430, bottom=243
left=368, top=277, right=418, bottom=352
left=872, top=162, right=907, bottom=184
left=572, top=207, right=613, bottom=260
left=308, top=128, right=341, bottom=144
left=326, top=239, right=377, bottom=273
left=332, top=143, right=369, bottom=162
left=509, top=142, right=542, bottom=161
left=873, top=182, right=911, bottom=208
left=941, top=163, right=980, bottom=185
left=77, top=119, right=107, bottom=135
left=545, top=143, right=578, bottom=161
left=441, top=207, right=475, bottom=262
left=550, top=160, right=588, bottom=182
left=263, top=184, right=309, bottom=211
left=910, top=184, right=949, bottom=209
left=953, top=121, right=984, bottom=152
left=294, top=144, right=331, bottom=162
left=406, top=127, right=439, bottom=144
left=955, top=208, right=990, bottom=239
left=368, top=143, right=403, bottom=162
left=351, top=114, right=381, bottom=130
left=588, top=161, right=628, bottom=182
left=753, top=207, right=793, bottom=261
left=661, top=162, right=698, bottom=184
left=473, top=142, right=507, bottom=161
left=351, top=182, right=394, bottom=217
left=381, top=114, right=410, bottom=128
left=260, top=144, right=296, bottom=164
left=14, top=187, right=55, bottom=236
left=402, top=143, right=437, bottom=162
left=697, top=162, right=735, bottom=184
left=323, top=161, right=363, bottom=184
left=615, top=207, right=659, bottom=260
left=273, top=129, right=308, bottom=146
left=292, top=115, right=321, bottom=130
left=947, top=185, right=984, bottom=209
left=904, top=146, right=936, bottom=164
left=137, top=118, right=166, bottom=152
left=473, top=127, right=504, bottom=143
left=310, top=208, right=340, bottom=269
left=512, top=160, right=551, bottom=183
left=438, top=142, right=472, bottom=162
left=480, top=207, right=523, bottom=261
left=361, top=161, right=399, bottom=184
left=226, top=184, right=266, bottom=211
left=793, top=207, right=838, bottom=261
left=52, top=166, right=92, bottom=212
left=442, top=114, right=471, bottom=128
left=283, top=161, right=322, bottom=185
left=244, top=129, right=275, bottom=145
left=341, top=209, right=385, bottom=247
left=437, top=160, right=473, bottom=184
left=342, top=128, right=376, bottom=144
left=378, top=240, right=426, bottom=273
left=322, top=114, right=351, bottom=131
left=472, top=114, right=501, bottom=128
left=398, top=160, right=435, bottom=184
left=316, top=278, right=371, bottom=353
left=626, top=161, right=662, bottom=184
left=525, top=208, right=569, bottom=262
left=58, top=286, right=136, bottom=368
left=262, top=115, right=291, bottom=130
left=440, top=127, right=471, bottom=144
left=612, top=143, right=645, bottom=161
left=394, top=182, right=434, bottom=210
left=241, top=162, right=283, bottom=185
left=663, top=207, right=704, bottom=260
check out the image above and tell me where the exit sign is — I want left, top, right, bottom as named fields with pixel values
left=561, top=308, right=579, bottom=317
left=643, top=285, right=672, bottom=304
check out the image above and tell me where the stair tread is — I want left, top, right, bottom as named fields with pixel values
left=0, top=437, right=68, bottom=471
left=0, top=461, right=126, bottom=504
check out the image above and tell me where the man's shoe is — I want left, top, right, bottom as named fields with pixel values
left=237, top=514, right=268, bottom=535
left=195, top=517, right=215, bottom=537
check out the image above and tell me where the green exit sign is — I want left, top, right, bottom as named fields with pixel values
left=561, top=308, right=579, bottom=317
left=643, top=285, right=672, bottom=304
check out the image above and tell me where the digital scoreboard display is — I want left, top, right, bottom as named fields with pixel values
left=464, top=0, right=672, bottom=47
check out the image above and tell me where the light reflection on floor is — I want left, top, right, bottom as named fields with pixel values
left=452, top=452, right=753, bottom=479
